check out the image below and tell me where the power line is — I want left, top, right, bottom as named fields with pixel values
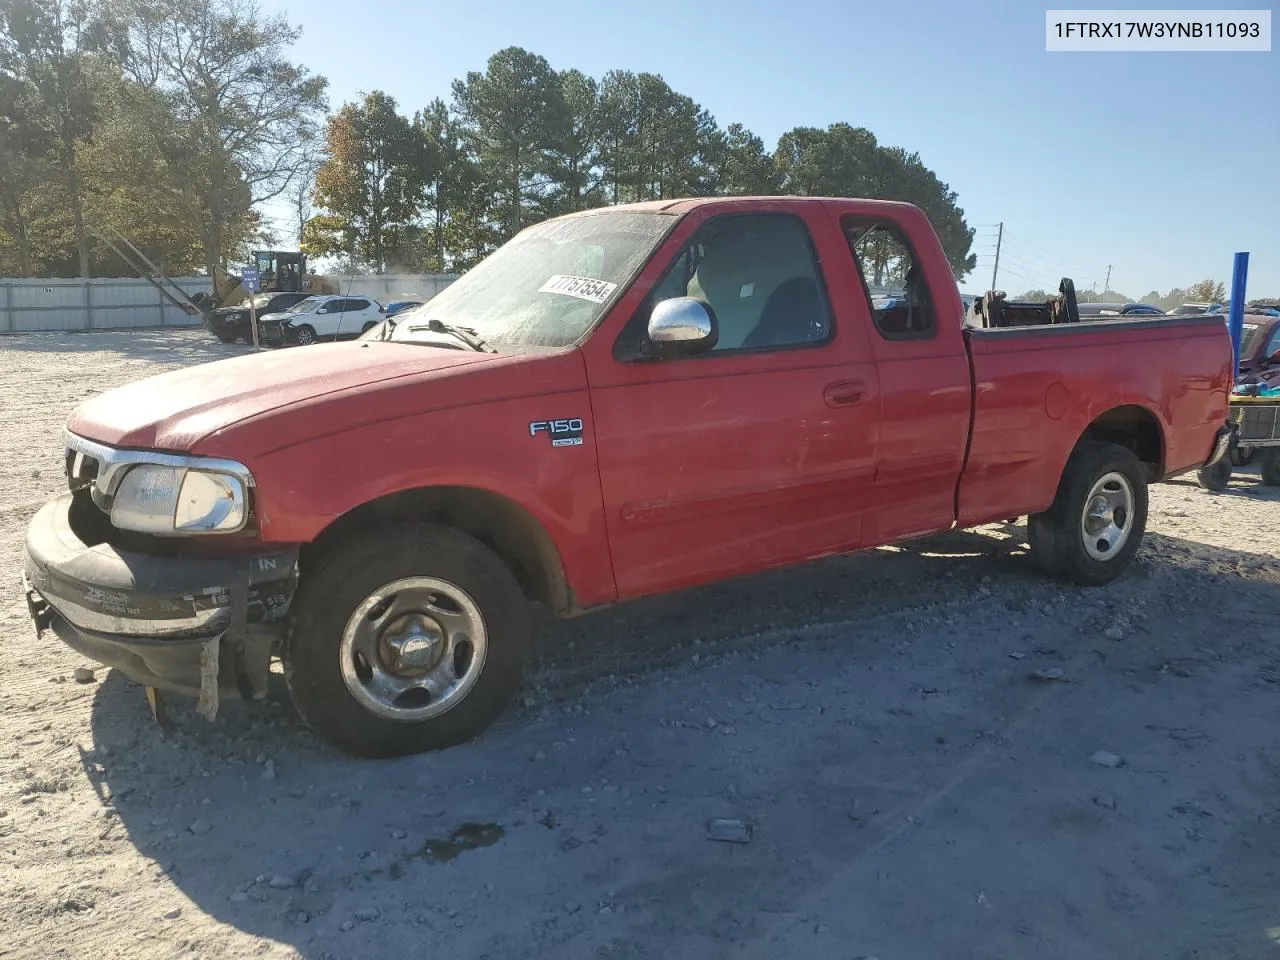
left=999, top=229, right=1094, bottom=272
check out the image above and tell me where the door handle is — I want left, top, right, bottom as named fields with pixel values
left=823, top=380, right=868, bottom=407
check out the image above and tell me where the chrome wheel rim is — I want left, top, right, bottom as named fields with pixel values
left=339, top=577, right=488, bottom=722
left=1080, top=471, right=1134, bottom=561
left=296, top=328, right=314, bottom=345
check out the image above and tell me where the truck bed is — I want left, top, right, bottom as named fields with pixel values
left=958, top=312, right=1233, bottom=527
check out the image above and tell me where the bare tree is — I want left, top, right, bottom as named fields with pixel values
left=118, top=0, right=327, bottom=278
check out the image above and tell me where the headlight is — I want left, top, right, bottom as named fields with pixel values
left=110, top=464, right=248, bottom=534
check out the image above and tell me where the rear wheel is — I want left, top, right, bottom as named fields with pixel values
left=1028, top=441, right=1148, bottom=586
left=284, top=524, right=529, bottom=757
left=294, top=324, right=316, bottom=346
left=1259, top=449, right=1280, bottom=486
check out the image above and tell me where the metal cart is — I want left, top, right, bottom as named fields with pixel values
left=1198, top=393, right=1280, bottom=490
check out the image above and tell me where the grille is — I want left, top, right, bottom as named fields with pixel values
left=65, top=448, right=100, bottom=493
left=1235, top=404, right=1280, bottom=443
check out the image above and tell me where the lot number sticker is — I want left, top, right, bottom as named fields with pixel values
left=538, top=275, right=618, bottom=304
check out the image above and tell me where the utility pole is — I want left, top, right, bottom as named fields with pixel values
left=991, top=222, right=1003, bottom=291
left=1103, top=264, right=1112, bottom=292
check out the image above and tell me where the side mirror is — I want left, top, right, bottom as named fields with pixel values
left=645, top=297, right=718, bottom=357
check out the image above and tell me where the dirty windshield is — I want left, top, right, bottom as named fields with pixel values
left=388, top=211, right=672, bottom=349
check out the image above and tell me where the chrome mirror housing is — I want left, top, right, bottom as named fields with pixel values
left=646, top=297, right=718, bottom=355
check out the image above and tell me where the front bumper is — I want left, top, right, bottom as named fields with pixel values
left=23, top=494, right=298, bottom=703
left=207, top=313, right=249, bottom=338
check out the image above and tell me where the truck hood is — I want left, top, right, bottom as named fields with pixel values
left=66, top=342, right=498, bottom=452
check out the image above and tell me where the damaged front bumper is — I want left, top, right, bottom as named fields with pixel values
left=22, top=493, right=298, bottom=718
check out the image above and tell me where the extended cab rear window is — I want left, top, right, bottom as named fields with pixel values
left=843, top=219, right=937, bottom=341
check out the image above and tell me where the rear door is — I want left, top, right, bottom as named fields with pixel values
left=582, top=204, right=881, bottom=599
left=828, top=203, right=971, bottom=544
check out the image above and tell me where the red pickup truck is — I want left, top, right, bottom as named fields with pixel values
left=23, top=197, right=1233, bottom=757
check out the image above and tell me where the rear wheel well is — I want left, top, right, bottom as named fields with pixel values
left=302, top=487, right=572, bottom=615
left=1079, top=405, right=1164, bottom=480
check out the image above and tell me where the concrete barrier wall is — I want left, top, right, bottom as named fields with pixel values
left=0, top=274, right=458, bottom=333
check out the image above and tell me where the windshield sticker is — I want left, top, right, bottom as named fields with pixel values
left=538, top=275, right=617, bottom=304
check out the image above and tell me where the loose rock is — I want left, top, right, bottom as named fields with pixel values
left=706, top=817, right=752, bottom=843
left=1104, top=626, right=1125, bottom=641
left=1090, top=750, right=1123, bottom=768
left=1031, top=667, right=1066, bottom=683
left=188, top=819, right=211, bottom=835
left=268, top=874, right=296, bottom=889
left=163, top=908, right=182, bottom=920
left=261, top=760, right=275, bottom=781
left=73, top=667, right=96, bottom=684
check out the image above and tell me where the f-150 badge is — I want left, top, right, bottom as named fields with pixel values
left=529, top=418, right=584, bottom=447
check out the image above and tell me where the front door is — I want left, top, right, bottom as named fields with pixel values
left=583, top=207, right=881, bottom=600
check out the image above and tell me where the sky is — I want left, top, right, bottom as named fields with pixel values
left=258, top=0, right=1279, bottom=300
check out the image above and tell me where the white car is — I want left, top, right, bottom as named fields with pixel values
left=266, top=294, right=385, bottom=346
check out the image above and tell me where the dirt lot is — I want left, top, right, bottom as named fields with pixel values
left=1, top=329, right=1279, bottom=960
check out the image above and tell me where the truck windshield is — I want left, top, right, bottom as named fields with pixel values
left=387, top=211, right=673, bottom=350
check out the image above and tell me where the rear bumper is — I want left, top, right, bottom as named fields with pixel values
left=23, top=494, right=298, bottom=698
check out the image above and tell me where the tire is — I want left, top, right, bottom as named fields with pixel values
left=1260, top=449, right=1280, bottom=486
left=284, top=523, right=529, bottom=757
left=1196, top=456, right=1232, bottom=491
left=361, top=321, right=377, bottom=333
left=216, top=332, right=237, bottom=344
left=1028, top=441, right=1148, bottom=586
left=294, top=324, right=316, bottom=346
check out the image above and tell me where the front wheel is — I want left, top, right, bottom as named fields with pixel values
left=284, top=524, right=529, bottom=757
left=1028, top=441, right=1148, bottom=586
left=294, top=324, right=316, bottom=346
left=216, top=332, right=237, bottom=344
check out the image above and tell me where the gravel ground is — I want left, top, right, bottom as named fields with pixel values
left=1, top=329, right=1279, bottom=960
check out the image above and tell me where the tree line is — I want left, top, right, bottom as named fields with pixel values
left=305, top=48, right=978, bottom=277
left=1017, top=279, right=1278, bottom=311
left=1, top=0, right=326, bottom=281
left=1, top=2, right=974, bottom=282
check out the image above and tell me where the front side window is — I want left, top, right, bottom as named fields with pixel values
left=617, top=213, right=832, bottom=358
left=387, top=211, right=673, bottom=350
left=844, top=220, right=936, bottom=340
left=1265, top=326, right=1280, bottom=360
left=290, top=297, right=324, bottom=314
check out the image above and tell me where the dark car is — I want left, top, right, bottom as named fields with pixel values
left=206, top=292, right=311, bottom=344
left=1239, top=313, right=1280, bottom=378
left=1077, top=302, right=1165, bottom=319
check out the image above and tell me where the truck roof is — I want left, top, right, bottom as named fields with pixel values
left=559, top=196, right=923, bottom=218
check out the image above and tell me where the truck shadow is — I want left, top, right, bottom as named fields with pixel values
left=80, top=528, right=1279, bottom=957
left=1163, top=471, right=1280, bottom=502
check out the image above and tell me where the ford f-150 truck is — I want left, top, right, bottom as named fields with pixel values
left=22, top=197, right=1234, bottom=757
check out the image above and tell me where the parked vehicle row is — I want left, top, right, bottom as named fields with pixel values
left=203, top=294, right=426, bottom=347
left=24, top=196, right=1233, bottom=759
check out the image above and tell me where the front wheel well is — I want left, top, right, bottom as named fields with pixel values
left=1078, top=405, right=1165, bottom=481
left=301, top=486, right=572, bottom=615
